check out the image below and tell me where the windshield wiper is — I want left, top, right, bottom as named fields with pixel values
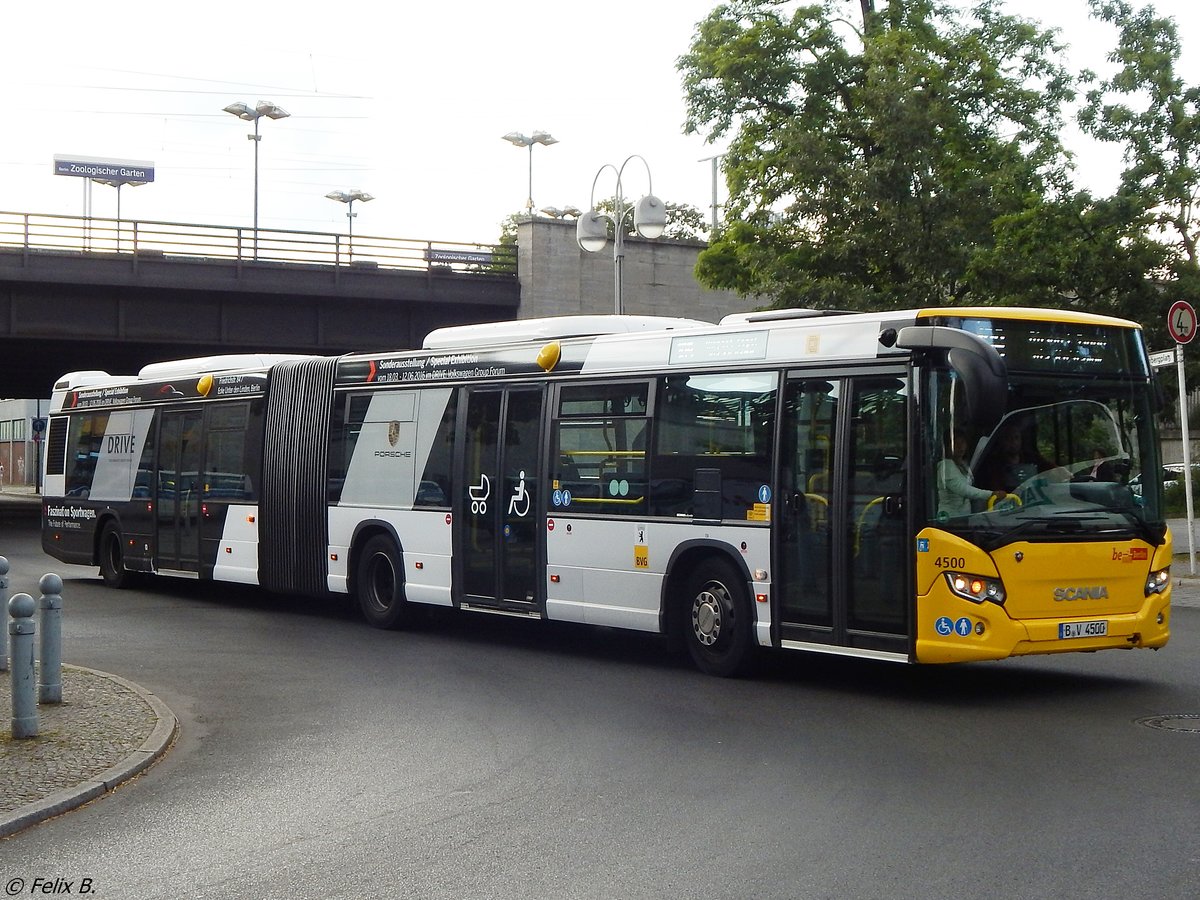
left=977, top=514, right=1110, bottom=550
left=979, top=510, right=1160, bottom=550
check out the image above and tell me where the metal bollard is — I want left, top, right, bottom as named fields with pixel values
left=0, top=557, right=8, bottom=672
left=8, top=592, right=37, bottom=739
left=38, top=573, right=64, bottom=704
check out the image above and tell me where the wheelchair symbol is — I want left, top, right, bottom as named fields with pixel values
left=469, top=473, right=491, bottom=514
left=508, top=470, right=530, bottom=517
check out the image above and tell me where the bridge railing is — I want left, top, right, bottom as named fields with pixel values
left=0, top=211, right=517, bottom=277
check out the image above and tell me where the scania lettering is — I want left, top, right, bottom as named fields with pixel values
left=1055, top=586, right=1110, bottom=601
left=40, top=309, right=1172, bottom=675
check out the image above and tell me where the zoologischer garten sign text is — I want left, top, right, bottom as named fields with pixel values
left=53, top=155, right=155, bottom=183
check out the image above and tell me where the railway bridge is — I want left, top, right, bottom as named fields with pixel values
left=0, top=211, right=749, bottom=398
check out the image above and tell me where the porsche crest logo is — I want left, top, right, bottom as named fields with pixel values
left=388, top=421, right=401, bottom=447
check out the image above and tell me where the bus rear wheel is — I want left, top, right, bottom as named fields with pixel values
left=356, top=535, right=409, bottom=629
left=98, top=522, right=131, bottom=589
left=682, top=558, right=754, bottom=677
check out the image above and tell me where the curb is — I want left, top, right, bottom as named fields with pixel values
left=0, top=667, right=178, bottom=839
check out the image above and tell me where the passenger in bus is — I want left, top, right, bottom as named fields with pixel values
left=1081, top=448, right=1116, bottom=481
left=937, top=428, right=1008, bottom=518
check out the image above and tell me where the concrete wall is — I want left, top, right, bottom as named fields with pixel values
left=0, top=398, right=46, bottom=487
left=515, top=217, right=759, bottom=323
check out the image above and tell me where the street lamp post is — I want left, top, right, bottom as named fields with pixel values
left=223, top=100, right=291, bottom=259
left=502, top=130, right=558, bottom=213
left=325, top=189, right=375, bottom=262
left=576, top=155, right=666, bottom=315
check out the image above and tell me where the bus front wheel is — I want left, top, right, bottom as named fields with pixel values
left=356, top=535, right=409, bottom=629
left=98, top=522, right=131, bottom=589
left=682, top=558, right=754, bottom=677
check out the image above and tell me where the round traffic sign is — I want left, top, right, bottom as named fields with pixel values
left=1168, top=300, right=1197, bottom=344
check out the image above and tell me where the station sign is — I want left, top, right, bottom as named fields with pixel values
left=53, top=155, right=155, bottom=183
left=426, top=248, right=493, bottom=265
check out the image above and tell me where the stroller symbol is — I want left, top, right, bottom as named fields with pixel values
left=469, top=474, right=491, bottom=514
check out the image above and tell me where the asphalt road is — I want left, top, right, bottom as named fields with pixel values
left=1, top=513, right=1197, bottom=899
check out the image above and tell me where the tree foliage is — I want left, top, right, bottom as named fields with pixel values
left=680, top=0, right=1074, bottom=310
left=1074, top=0, right=1200, bottom=396
left=1080, top=1, right=1200, bottom=269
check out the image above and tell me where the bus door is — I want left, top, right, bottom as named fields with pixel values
left=156, top=408, right=204, bottom=573
left=778, top=372, right=910, bottom=657
left=457, top=386, right=544, bottom=612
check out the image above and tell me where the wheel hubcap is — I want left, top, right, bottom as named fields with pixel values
left=692, top=586, right=725, bottom=647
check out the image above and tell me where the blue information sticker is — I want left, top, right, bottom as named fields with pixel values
left=955, top=617, right=973, bottom=637
left=935, top=616, right=953, bottom=636
left=758, top=484, right=772, bottom=504
left=917, top=538, right=930, bottom=553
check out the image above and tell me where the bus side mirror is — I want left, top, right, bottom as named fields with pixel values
left=895, top=325, right=1008, bottom=434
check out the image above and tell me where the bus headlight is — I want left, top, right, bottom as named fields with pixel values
left=1145, top=567, right=1170, bottom=596
left=944, top=571, right=1006, bottom=605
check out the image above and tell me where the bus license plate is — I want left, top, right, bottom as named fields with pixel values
left=1059, top=620, right=1108, bottom=639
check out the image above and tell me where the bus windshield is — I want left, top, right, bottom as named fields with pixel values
left=926, top=318, right=1164, bottom=546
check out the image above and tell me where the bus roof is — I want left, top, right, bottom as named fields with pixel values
left=137, top=354, right=316, bottom=381
left=52, top=354, right=317, bottom=394
left=915, top=306, right=1142, bottom=330
left=52, top=307, right=1148, bottom=400
left=422, top=315, right=712, bottom=350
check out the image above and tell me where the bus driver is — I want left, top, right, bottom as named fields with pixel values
left=936, top=428, right=1008, bottom=518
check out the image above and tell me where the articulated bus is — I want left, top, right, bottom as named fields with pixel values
left=42, top=307, right=1171, bottom=675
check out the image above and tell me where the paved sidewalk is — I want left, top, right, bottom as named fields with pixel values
left=0, top=666, right=177, bottom=838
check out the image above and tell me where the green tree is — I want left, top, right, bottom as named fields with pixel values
left=965, top=190, right=1166, bottom=319
left=679, top=0, right=1074, bottom=310
left=497, top=212, right=521, bottom=247
left=1079, top=0, right=1200, bottom=273
left=1077, top=0, right=1200, bottom=394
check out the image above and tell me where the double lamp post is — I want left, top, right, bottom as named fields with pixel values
left=501, top=132, right=666, bottom=315
left=222, top=100, right=290, bottom=260
left=325, top=189, right=375, bottom=260
left=576, top=155, right=666, bottom=315
left=225, top=100, right=374, bottom=263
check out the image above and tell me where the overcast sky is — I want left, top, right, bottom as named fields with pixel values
left=2, top=1, right=1196, bottom=249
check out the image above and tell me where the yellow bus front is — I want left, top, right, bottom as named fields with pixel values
left=914, top=527, right=1171, bottom=663
left=913, top=309, right=1170, bottom=664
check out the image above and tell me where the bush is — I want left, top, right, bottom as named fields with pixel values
left=1163, top=482, right=1200, bottom=516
